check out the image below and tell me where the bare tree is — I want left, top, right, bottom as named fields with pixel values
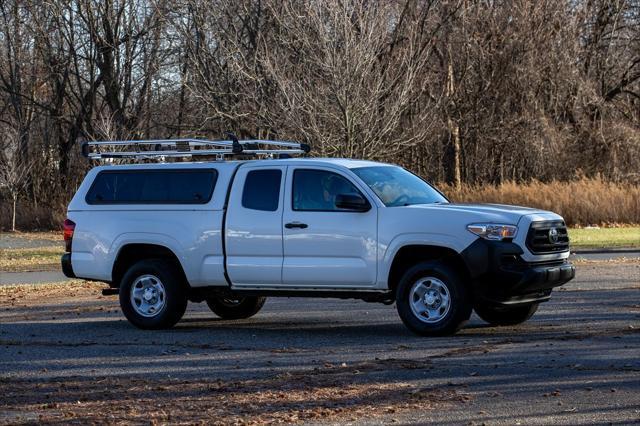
left=0, top=1, right=38, bottom=160
left=0, top=129, right=34, bottom=231
left=258, top=0, right=445, bottom=160
left=0, top=0, right=639, bottom=229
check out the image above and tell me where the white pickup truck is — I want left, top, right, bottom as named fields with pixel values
left=62, top=138, right=575, bottom=336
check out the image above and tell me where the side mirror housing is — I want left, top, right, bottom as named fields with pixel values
left=335, top=193, right=370, bottom=212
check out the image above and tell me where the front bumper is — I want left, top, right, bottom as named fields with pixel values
left=61, top=253, right=76, bottom=278
left=461, top=239, right=575, bottom=306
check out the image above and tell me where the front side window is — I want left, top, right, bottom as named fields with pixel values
left=293, top=169, right=363, bottom=211
left=351, top=166, right=448, bottom=207
left=86, top=169, right=217, bottom=204
left=242, top=169, right=282, bottom=211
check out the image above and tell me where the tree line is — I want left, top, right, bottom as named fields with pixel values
left=1, top=0, right=639, bottom=229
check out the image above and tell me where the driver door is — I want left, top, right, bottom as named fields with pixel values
left=281, top=167, right=378, bottom=288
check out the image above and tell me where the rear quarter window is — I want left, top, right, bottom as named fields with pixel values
left=86, top=169, right=217, bottom=204
left=241, top=169, right=282, bottom=211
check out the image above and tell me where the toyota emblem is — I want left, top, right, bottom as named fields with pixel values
left=548, top=228, right=559, bottom=244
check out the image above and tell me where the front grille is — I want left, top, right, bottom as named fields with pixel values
left=526, top=221, right=569, bottom=254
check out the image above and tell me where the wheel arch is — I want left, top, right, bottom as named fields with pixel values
left=111, top=243, right=189, bottom=289
left=387, top=244, right=471, bottom=294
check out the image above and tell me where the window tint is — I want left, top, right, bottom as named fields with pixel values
left=293, top=169, right=363, bottom=211
left=242, top=169, right=282, bottom=211
left=86, top=170, right=217, bottom=204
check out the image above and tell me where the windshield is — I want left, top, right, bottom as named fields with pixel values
left=351, top=166, right=448, bottom=207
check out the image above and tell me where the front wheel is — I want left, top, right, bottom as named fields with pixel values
left=119, top=259, right=188, bottom=330
left=206, top=296, right=266, bottom=320
left=396, top=262, right=472, bottom=336
left=474, top=303, right=538, bottom=326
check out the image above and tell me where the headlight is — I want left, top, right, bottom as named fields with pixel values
left=467, top=223, right=517, bottom=240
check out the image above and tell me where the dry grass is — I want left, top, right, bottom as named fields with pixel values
left=441, top=178, right=640, bottom=226
left=0, top=246, right=63, bottom=272
left=0, top=230, right=61, bottom=240
left=0, top=280, right=98, bottom=298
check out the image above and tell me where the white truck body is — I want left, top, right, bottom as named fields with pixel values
left=62, top=158, right=575, bottom=335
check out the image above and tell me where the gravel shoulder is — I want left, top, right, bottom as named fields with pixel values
left=0, top=264, right=639, bottom=424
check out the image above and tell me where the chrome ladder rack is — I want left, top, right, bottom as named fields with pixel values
left=81, top=135, right=311, bottom=160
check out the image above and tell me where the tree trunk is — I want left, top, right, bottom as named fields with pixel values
left=498, top=150, right=504, bottom=185
left=446, top=56, right=461, bottom=189
left=12, top=195, right=17, bottom=232
left=448, top=116, right=461, bottom=189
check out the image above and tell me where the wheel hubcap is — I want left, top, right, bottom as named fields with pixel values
left=130, top=274, right=166, bottom=318
left=409, top=277, right=451, bottom=323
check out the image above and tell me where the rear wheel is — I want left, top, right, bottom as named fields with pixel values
left=474, top=303, right=539, bottom=326
left=395, top=261, right=472, bottom=336
left=206, top=296, right=266, bottom=320
left=119, top=259, right=188, bottom=329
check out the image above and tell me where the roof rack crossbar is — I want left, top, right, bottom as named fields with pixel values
left=81, top=138, right=311, bottom=160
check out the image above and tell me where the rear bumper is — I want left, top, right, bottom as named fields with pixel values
left=61, top=253, right=76, bottom=278
left=461, top=239, right=575, bottom=306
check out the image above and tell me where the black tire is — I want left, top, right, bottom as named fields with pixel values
left=206, top=296, right=266, bottom=320
left=119, top=259, right=188, bottom=330
left=395, top=261, right=472, bottom=336
left=474, top=303, right=538, bottom=326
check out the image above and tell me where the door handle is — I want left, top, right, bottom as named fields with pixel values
left=285, top=222, right=308, bottom=229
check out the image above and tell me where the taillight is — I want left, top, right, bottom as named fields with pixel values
left=63, top=219, right=75, bottom=252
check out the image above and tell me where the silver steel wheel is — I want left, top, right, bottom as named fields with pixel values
left=409, top=276, right=451, bottom=324
left=130, top=274, right=167, bottom=318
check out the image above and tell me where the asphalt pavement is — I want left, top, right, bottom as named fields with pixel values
left=1, top=261, right=639, bottom=424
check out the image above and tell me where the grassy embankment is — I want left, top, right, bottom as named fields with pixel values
left=568, top=227, right=640, bottom=249
left=0, top=231, right=62, bottom=272
left=0, top=246, right=62, bottom=272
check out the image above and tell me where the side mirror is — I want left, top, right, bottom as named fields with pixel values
left=335, top=193, right=370, bottom=212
